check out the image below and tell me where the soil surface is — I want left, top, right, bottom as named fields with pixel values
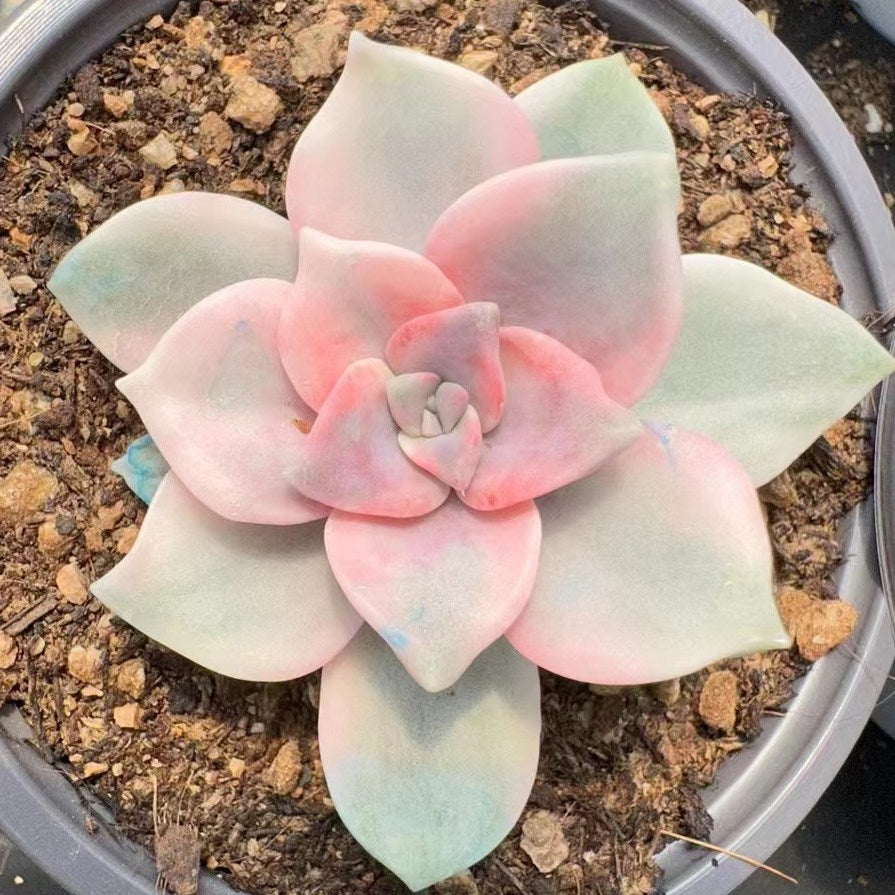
left=0, top=1, right=876, bottom=893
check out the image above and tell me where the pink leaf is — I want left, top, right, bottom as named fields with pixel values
left=461, top=327, right=642, bottom=510
left=286, top=33, right=539, bottom=252
left=325, top=495, right=541, bottom=691
left=291, top=359, right=450, bottom=517
left=399, top=405, right=483, bottom=492
left=425, top=154, right=683, bottom=406
left=117, top=279, right=328, bottom=525
left=279, top=229, right=463, bottom=412
left=507, top=426, right=789, bottom=684
left=386, top=303, right=506, bottom=432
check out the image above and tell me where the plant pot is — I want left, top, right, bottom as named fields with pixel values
left=1, top=2, right=893, bottom=894
left=851, top=0, right=895, bottom=45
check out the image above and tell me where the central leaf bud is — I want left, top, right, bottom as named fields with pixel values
left=386, top=372, right=470, bottom=437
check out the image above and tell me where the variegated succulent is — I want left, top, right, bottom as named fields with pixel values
left=49, top=34, right=893, bottom=891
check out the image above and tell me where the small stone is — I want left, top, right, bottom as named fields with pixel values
left=689, top=112, right=711, bottom=141
left=220, top=55, right=252, bottom=79
left=389, top=0, right=437, bottom=10
left=224, top=75, right=282, bottom=134
left=84, top=526, right=104, bottom=553
left=458, top=49, right=499, bottom=77
left=102, top=90, right=135, bottom=119
left=139, top=132, right=178, bottom=170
left=0, top=632, right=17, bottom=670
left=114, top=703, right=143, bottom=729
left=112, top=762, right=124, bottom=777
left=67, top=128, right=98, bottom=157
left=68, top=645, right=103, bottom=685
left=698, top=213, right=751, bottom=251
left=698, top=670, right=738, bottom=732
left=262, top=739, right=302, bottom=795
left=57, top=562, right=89, bottom=605
left=776, top=250, right=838, bottom=304
left=146, top=13, right=164, bottom=30
left=0, top=461, right=58, bottom=524
left=777, top=587, right=857, bottom=661
left=82, top=761, right=109, bottom=779
left=228, top=757, right=246, bottom=779
left=183, top=16, right=214, bottom=51
left=66, top=102, right=86, bottom=117
left=10, top=227, right=33, bottom=251
left=289, top=21, right=343, bottom=82
left=37, top=516, right=73, bottom=554
left=756, top=154, right=779, bottom=178
left=433, top=870, right=479, bottom=894
left=97, top=501, right=125, bottom=530
left=696, top=193, right=734, bottom=228
left=864, top=103, right=884, bottom=134
left=9, top=274, right=37, bottom=295
left=115, top=525, right=140, bottom=555
left=0, top=269, right=15, bottom=315
left=68, top=180, right=98, bottom=209
left=115, top=658, right=147, bottom=699
left=157, top=824, right=201, bottom=895
left=481, top=0, right=523, bottom=36
left=198, top=111, right=233, bottom=156
left=62, top=320, right=83, bottom=344
left=520, top=809, right=569, bottom=873
left=650, top=677, right=681, bottom=706
left=180, top=145, right=199, bottom=161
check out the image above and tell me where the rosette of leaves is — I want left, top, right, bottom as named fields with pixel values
left=50, top=35, right=894, bottom=890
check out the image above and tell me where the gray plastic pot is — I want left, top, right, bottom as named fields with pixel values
left=1, top=2, right=893, bottom=894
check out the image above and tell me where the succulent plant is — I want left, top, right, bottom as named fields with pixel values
left=49, top=34, right=894, bottom=890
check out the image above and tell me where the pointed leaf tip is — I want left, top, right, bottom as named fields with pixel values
left=325, top=495, right=541, bottom=690
left=638, top=253, right=895, bottom=484
left=92, top=474, right=361, bottom=681
left=515, top=53, right=676, bottom=162
left=320, top=629, right=540, bottom=889
left=49, top=192, right=297, bottom=372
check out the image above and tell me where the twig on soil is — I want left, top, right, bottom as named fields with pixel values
left=608, top=38, right=669, bottom=51
left=659, top=829, right=798, bottom=884
left=2, top=596, right=56, bottom=636
left=493, top=857, right=529, bottom=894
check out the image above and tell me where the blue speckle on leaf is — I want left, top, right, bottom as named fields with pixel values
left=382, top=627, right=409, bottom=649
left=643, top=420, right=676, bottom=470
left=111, top=434, right=170, bottom=504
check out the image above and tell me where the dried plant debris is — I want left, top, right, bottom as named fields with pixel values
left=0, top=1, right=876, bottom=893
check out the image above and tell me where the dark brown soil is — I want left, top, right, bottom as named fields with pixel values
left=0, top=1, right=874, bottom=893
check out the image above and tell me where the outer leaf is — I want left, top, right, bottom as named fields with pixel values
left=110, top=434, right=170, bottom=505
left=386, top=303, right=506, bottom=432
left=425, top=154, right=683, bottom=406
left=290, top=359, right=450, bottom=517
left=637, top=254, right=895, bottom=485
left=515, top=53, right=676, bottom=162
left=118, top=279, right=328, bottom=525
left=285, top=32, right=539, bottom=253
left=279, top=229, right=463, bottom=412
left=92, top=474, right=362, bottom=681
left=320, top=628, right=541, bottom=890
left=461, top=327, right=642, bottom=511
left=324, top=495, right=540, bottom=691
left=507, top=426, right=790, bottom=684
left=49, top=193, right=298, bottom=372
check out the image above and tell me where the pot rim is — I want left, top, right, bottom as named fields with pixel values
left=1, top=2, right=893, bottom=895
